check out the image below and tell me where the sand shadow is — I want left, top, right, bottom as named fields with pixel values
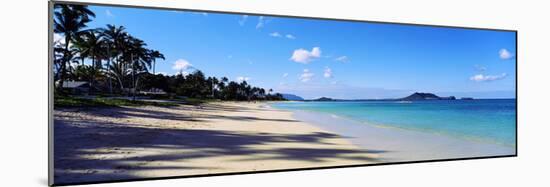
left=56, top=106, right=205, bottom=123
left=201, top=114, right=300, bottom=122
left=53, top=106, right=385, bottom=185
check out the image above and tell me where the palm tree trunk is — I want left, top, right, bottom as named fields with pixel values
left=108, top=64, right=112, bottom=93
left=58, top=59, right=67, bottom=91
left=89, top=57, right=96, bottom=95
left=132, top=54, right=136, bottom=101
left=117, top=76, right=124, bottom=90
left=135, top=77, right=140, bottom=96
left=120, top=62, right=126, bottom=92
left=57, top=35, right=71, bottom=93
left=107, top=45, right=113, bottom=94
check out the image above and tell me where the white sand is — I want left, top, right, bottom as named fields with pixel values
left=54, top=102, right=380, bottom=184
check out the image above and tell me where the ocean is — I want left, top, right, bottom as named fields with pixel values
left=271, top=99, right=516, bottom=148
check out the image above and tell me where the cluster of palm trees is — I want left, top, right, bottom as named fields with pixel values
left=140, top=71, right=285, bottom=101
left=53, top=4, right=164, bottom=97
left=53, top=4, right=285, bottom=101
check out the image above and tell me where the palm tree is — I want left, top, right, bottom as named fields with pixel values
left=73, top=39, right=89, bottom=66
left=72, top=31, right=105, bottom=94
left=251, top=87, right=259, bottom=100
left=259, top=88, right=266, bottom=100
left=245, top=85, right=252, bottom=101
left=217, top=77, right=229, bottom=99
left=73, top=31, right=103, bottom=67
left=99, top=24, right=127, bottom=94
left=72, top=65, right=102, bottom=86
left=53, top=4, right=95, bottom=92
left=225, top=81, right=240, bottom=100
left=117, top=35, right=153, bottom=100
left=149, top=50, right=165, bottom=74
left=211, top=77, right=219, bottom=98
left=239, top=81, right=250, bottom=100
left=218, top=77, right=228, bottom=89
left=53, top=45, right=79, bottom=82
left=106, top=61, right=130, bottom=91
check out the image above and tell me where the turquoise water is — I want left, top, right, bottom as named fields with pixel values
left=271, top=99, right=516, bottom=147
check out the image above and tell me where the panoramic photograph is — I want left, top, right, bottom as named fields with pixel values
left=51, top=3, right=516, bottom=185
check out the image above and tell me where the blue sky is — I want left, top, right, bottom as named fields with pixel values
left=75, top=5, right=516, bottom=99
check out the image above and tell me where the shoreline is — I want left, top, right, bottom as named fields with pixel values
left=274, top=106, right=515, bottom=162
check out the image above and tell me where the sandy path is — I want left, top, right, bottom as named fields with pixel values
left=53, top=102, right=380, bottom=184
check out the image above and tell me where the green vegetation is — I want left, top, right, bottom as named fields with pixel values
left=53, top=4, right=285, bottom=107
left=139, top=72, right=285, bottom=101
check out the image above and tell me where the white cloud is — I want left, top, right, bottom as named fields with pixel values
left=172, top=59, right=193, bottom=72
left=227, top=55, right=233, bottom=59
left=499, top=49, right=513, bottom=60
left=269, top=32, right=282, bottom=37
left=324, top=67, right=333, bottom=78
left=238, top=15, right=248, bottom=26
left=237, top=76, right=250, bottom=82
left=270, top=32, right=296, bottom=40
left=290, top=47, right=322, bottom=64
left=282, top=73, right=289, bottom=78
left=335, top=56, right=349, bottom=63
left=299, top=69, right=314, bottom=82
left=105, top=9, right=114, bottom=17
left=470, top=73, right=507, bottom=82
left=156, top=72, right=169, bottom=76
left=256, top=16, right=265, bottom=29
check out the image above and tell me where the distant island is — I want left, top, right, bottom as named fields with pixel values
left=400, top=92, right=456, bottom=101
left=312, top=97, right=334, bottom=101
left=282, top=94, right=305, bottom=101
left=301, top=92, right=472, bottom=102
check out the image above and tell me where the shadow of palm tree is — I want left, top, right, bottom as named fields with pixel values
left=200, top=114, right=301, bottom=122
left=54, top=107, right=387, bottom=185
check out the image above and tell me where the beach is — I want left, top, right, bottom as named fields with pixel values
left=54, top=102, right=380, bottom=184
left=54, top=100, right=515, bottom=184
